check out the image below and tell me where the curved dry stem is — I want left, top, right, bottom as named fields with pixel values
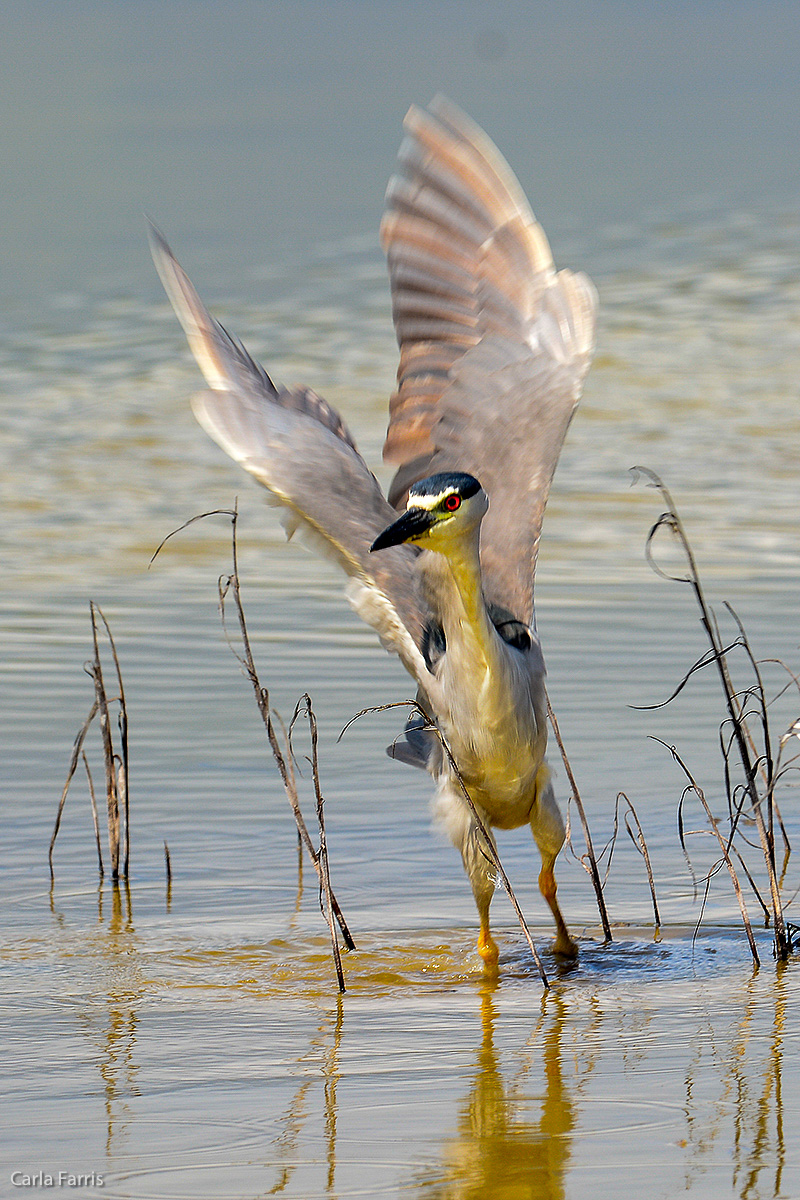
left=634, top=469, right=788, bottom=960
left=547, top=696, right=612, bottom=941
left=292, top=694, right=346, bottom=994
left=149, top=508, right=237, bottom=566
left=619, top=792, right=661, bottom=929
left=655, top=737, right=760, bottom=968
left=154, top=503, right=356, bottom=976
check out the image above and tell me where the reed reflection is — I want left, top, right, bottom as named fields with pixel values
left=682, top=967, right=789, bottom=1200
left=265, top=996, right=344, bottom=1196
left=415, top=984, right=574, bottom=1200
left=53, top=882, right=143, bottom=1155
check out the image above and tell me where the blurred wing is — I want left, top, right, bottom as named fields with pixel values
left=381, top=96, right=597, bottom=620
left=428, top=289, right=595, bottom=624
left=382, top=95, right=556, bottom=477
left=149, top=224, right=431, bottom=683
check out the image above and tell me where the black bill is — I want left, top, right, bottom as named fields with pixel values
left=370, top=507, right=436, bottom=552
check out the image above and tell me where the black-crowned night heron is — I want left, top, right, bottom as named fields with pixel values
left=151, top=97, right=596, bottom=964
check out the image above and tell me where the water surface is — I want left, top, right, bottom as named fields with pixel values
left=3, top=3, right=800, bottom=1197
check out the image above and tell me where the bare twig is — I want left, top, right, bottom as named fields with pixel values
left=634, top=467, right=788, bottom=960
left=655, top=737, right=760, bottom=968
left=213, top=512, right=356, bottom=960
left=89, top=603, right=121, bottom=880
left=51, top=607, right=130, bottom=884
left=225, top=518, right=355, bottom=956
left=153, top=505, right=357, bottom=984
left=291, top=695, right=346, bottom=993
left=149, top=509, right=238, bottom=565
left=619, top=792, right=661, bottom=929
left=50, top=699, right=99, bottom=880
left=93, top=606, right=130, bottom=877
left=83, top=752, right=104, bottom=879
left=547, top=696, right=612, bottom=942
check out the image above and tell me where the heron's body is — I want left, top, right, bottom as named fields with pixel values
left=418, top=539, right=547, bottom=823
left=151, top=97, right=596, bottom=964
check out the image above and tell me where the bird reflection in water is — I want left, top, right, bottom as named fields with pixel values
left=46, top=893, right=792, bottom=1198
left=412, top=985, right=573, bottom=1200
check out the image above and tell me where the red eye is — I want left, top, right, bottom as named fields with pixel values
left=443, top=494, right=461, bottom=512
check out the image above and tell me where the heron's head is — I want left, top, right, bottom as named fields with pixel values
left=370, top=472, right=488, bottom=554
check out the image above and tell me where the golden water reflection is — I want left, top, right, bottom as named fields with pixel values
left=44, top=897, right=797, bottom=1198
left=413, top=986, right=574, bottom=1200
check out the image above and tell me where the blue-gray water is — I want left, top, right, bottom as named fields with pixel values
left=2, top=3, right=800, bottom=1197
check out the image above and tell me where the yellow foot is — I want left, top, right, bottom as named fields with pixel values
left=552, top=931, right=579, bottom=960
left=477, top=927, right=499, bottom=969
left=539, top=863, right=579, bottom=961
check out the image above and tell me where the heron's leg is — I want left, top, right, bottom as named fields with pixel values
left=531, top=766, right=578, bottom=959
left=465, top=824, right=499, bottom=968
left=438, top=786, right=499, bottom=967
left=476, top=893, right=499, bottom=969
left=538, top=853, right=578, bottom=959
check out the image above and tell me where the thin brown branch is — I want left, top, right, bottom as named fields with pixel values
left=149, top=508, right=238, bottom=565
left=292, top=695, right=346, bottom=993
left=654, top=737, right=760, bottom=968
left=547, top=696, right=612, bottom=942
left=50, top=698, right=99, bottom=881
left=90, top=603, right=121, bottom=880
left=83, top=752, right=104, bottom=879
left=154, top=503, right=357, bottom=960
left=93, top=605, right=130, bottom=877
left=218, top=506, right=356, bottom=960
left=619, top=792, right=661, bottom=929
left=635, top=467, right=788, bottom=960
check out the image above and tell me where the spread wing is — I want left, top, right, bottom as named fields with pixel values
left=149, top=224, right=432, bottom=685
left=381, top=96, right=597, bottom=623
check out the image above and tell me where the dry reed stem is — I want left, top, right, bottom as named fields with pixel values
left=51, top=605, right=129, bottom=883
left=661, top=737, right=760, bottom=967
left=217, top=516, right=356, bottom=965
left=635, top=467, right=789, bottom=960
left=164, top=840, right=173, bottom=911
left=546, top=696, right=612, bottom=942
left=177, top=505, right=356, bottom=989
left=83, top=752, right=104, bottom=878
left=93, top=605, right=130, bottom=877
left=90, top=603, right=121, bottom=878
left=154, top=505, right=356, bottom=985
left=290, top=695, right=346, bottom=992
left=50, top=698, right=99, bottom=880
left=731, top=844, right=771, bottom=923
left=618, top=792, right=661, bottom=929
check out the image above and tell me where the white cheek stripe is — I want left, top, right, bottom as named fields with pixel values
left=407, top=490, right=457, bottom=512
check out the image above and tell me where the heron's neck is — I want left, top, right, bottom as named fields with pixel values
left=438, top=529, right=495, bottom=658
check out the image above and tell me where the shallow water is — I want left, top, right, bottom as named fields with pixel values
left=3, top=4, right=800, bottom=1198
